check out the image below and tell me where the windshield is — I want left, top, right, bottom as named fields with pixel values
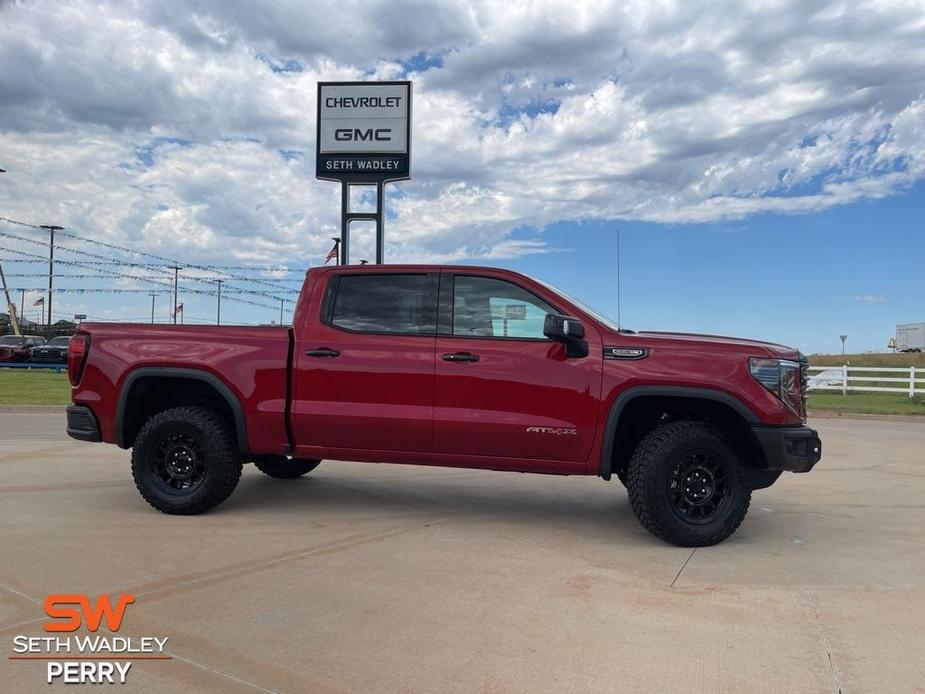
left=0, top=336, right=27, bottom=346
left=536, top=280, right=623, bottom=332
left=49, top=337, right=71, bottom=346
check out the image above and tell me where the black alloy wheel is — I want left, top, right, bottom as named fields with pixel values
left=668, top=450, right=730, bottom=523
left=151, top=432, right=208, bottom=494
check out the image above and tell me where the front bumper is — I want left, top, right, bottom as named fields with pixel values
left=751, top=424, right=822, bottom=473
left=66, top=405, right=101, bottom=442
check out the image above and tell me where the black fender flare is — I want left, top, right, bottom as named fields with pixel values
left=115, top=367, right=250, bottom=454
left=599, top=385, right=760, bottom=479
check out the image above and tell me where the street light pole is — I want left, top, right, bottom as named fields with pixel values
left=215, top=279, right=223, bottom=325
left=168, top=266, right=180, bottom=324
left=39, top=224, right=63, bottom=332
left=279, top=298, right=284, bottom=325
left=150, top=292, right=157, bottom=324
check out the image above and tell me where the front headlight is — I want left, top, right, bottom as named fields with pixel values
left=750, top=357, right=804, bottom=417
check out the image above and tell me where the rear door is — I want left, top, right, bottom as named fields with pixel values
left=291, top=271, right=438, bottom=454
left=433, top=272, right=602, bottom=465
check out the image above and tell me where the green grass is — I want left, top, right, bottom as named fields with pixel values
left=0, top=369, right=71, bottom=406
left=808, top=392, right=925, bottom=416
left=809, top=352, right=925, bottom=368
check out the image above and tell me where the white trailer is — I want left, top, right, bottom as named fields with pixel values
left=896, top=323, right=925, bottom=352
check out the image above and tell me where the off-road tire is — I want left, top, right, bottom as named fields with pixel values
left=131, top=406, right=242, bottom=515
left=626, top=421, right=751, bottom=547
left=254, top=456, right=321, bottom=478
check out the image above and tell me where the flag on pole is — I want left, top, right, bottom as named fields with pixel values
left=325, top=241, right=339, bottom=264
left=33, top=296, right=44, bottom=307
left=174, top=303, right=183, bottom=315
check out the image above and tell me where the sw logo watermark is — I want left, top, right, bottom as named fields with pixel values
left=9, top=593, right=170, bottom=685
left=44, top=593, right=135, bottom=632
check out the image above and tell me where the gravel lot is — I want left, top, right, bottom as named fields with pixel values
left=1, top=412, right=923, bottom=693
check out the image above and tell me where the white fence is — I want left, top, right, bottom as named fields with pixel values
left=807, top=366, right=924, bottom=398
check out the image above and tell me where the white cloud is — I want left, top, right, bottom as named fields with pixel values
left=0, top=0, right=924, bottom=266
left=855, top=294, right=887, bottom=304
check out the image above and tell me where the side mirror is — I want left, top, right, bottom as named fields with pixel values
left=543, top=314, right=589, bottom=358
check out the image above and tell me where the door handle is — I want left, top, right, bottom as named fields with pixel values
left=305, top=348, right=340, bottom=358
left=442, top=352, right=480, bottom=363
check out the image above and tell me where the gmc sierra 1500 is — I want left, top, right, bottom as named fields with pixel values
left=66, top=265, right=821, bottom=546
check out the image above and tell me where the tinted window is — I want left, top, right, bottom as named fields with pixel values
left=453, top=276, right=555, bottom=339
left=331, top=274, right=428, bottom=334
left=0, top=337, right=26, bottom=346
left=49, top=337, right=70, bottom=346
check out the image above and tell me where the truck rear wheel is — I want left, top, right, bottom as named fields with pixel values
left=131, top=406, right=242, bottom=515
left=626, top=421, right=751, bottom=547
left=254, top=456, right=321, bottom=479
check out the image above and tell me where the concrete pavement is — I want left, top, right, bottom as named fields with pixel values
left=1, top=413, right=923, bottom=692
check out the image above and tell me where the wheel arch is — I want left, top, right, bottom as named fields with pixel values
left=115, top=367, right=249, bottom=454
left=600, top=386, right=765, bottom=481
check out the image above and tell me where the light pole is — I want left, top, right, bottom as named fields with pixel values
left=839, top=335, right=847, bottom=358
left=39, top=224, right=64, bottom=331
left=215, top=279, right=223, bottom=325
left=168, top=266, right=180, bottom=324
left=150, top=292, right=157, bottom=324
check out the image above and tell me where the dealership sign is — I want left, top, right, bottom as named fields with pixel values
left=316, top=81, right=411, bottom=182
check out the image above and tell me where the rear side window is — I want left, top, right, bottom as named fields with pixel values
left=330, top=274, right=429, bottom=335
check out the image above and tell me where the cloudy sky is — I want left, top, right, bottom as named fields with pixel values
left=0, top=0, right=923, bottom=350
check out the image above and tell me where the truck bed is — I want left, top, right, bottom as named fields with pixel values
left=73, top=323, right=292, bottom=454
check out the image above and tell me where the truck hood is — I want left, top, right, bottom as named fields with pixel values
left=612, top=329, right=799, bottom=359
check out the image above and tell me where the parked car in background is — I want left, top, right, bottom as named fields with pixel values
left=0, top=335, right=47, bottom=362
left=30, top=335, right=72, bottom=363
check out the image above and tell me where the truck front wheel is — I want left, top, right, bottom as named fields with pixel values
left=626, top=421, right=751, bottom=547
left=131, top=406, right=242, bottom=515
left=253, top=456, right=321, bottom=478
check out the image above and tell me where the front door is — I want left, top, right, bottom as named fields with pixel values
left=433, top=272, right=601, bottom=465
left=291, top=271, right=438, bottom=454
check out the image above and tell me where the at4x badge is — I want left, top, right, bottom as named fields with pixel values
left=526, top=426, right=577, bottom=436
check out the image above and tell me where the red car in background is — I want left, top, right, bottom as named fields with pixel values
left=0, top=335, right=46, bottom=362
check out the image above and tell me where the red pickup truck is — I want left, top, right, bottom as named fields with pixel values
left=65, top=265, right=821, bottom=546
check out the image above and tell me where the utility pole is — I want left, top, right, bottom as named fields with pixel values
left=215, top=279, right=223, bottom=325
left=168, top=266, right=180, bottom=324
left=0, top=261, right=22, bottom=335
left=150, top=292, right=157, bottom=324
left=39, top=225, right=63, bottom=332
left=279, top=298, right=284, bottom=325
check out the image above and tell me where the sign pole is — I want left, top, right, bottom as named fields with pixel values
left=376, top=180, right=385, bottom=264
left=340, top=183, right=350, bottom=266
